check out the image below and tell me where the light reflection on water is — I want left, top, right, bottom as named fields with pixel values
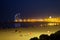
left=0, top=22, right=60, bottom=40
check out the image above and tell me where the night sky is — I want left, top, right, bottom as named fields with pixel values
left=1, top=0, right=60, bottom=21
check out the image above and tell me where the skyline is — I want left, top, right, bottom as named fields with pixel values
left=1, top=0, right=60, bottom=21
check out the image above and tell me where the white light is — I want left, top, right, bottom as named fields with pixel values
left=49, top=16, right=52, bottom=18
left=47, top=31, right=50, bottom=33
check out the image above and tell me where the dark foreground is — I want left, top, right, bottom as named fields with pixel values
left=30, top=30, right=60, bottom=40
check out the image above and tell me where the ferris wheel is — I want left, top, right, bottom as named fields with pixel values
left=14, top=13, right=21, bottom=27
left=15, top=13, right=21, bottom=20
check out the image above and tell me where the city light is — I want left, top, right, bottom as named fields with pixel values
left=27, top=19, right=31, bottom=22
left=23, top=19, right=26, bottom=22
left=49, top=16, right=52, bottom=18
left=47, top=23, right=59, bottom=26
left=15, top=17, right=60, bottom=23
left=37, top=19, right=44, bottom=21
left=19, top=19, right=23, bottom=22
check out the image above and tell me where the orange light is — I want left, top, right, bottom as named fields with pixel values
left=47, top=23, right=59, bottom=26
left=28, top=32, right=32, bottom=35
left=48, top=23, right=55, bottom=26
left=19, top=19, right=22, bottom=22
left=37, top=19, right=44, bottom=22
left=23, top=19, right=26, bottom=22
left=27, top=19, right=31, bottom=22
left=31, top=19, right=36, bottom=22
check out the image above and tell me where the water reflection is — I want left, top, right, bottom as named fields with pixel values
left=47, top=23, right=59, bottom=26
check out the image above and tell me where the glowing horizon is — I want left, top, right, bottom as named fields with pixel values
left=15, top=17, right=60, bottom=22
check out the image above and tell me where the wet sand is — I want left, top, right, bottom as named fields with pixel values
left=0, top=26, right=60, bottom=40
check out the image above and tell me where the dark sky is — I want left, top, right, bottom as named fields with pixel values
left=0, top=0, right=60, bottom=21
